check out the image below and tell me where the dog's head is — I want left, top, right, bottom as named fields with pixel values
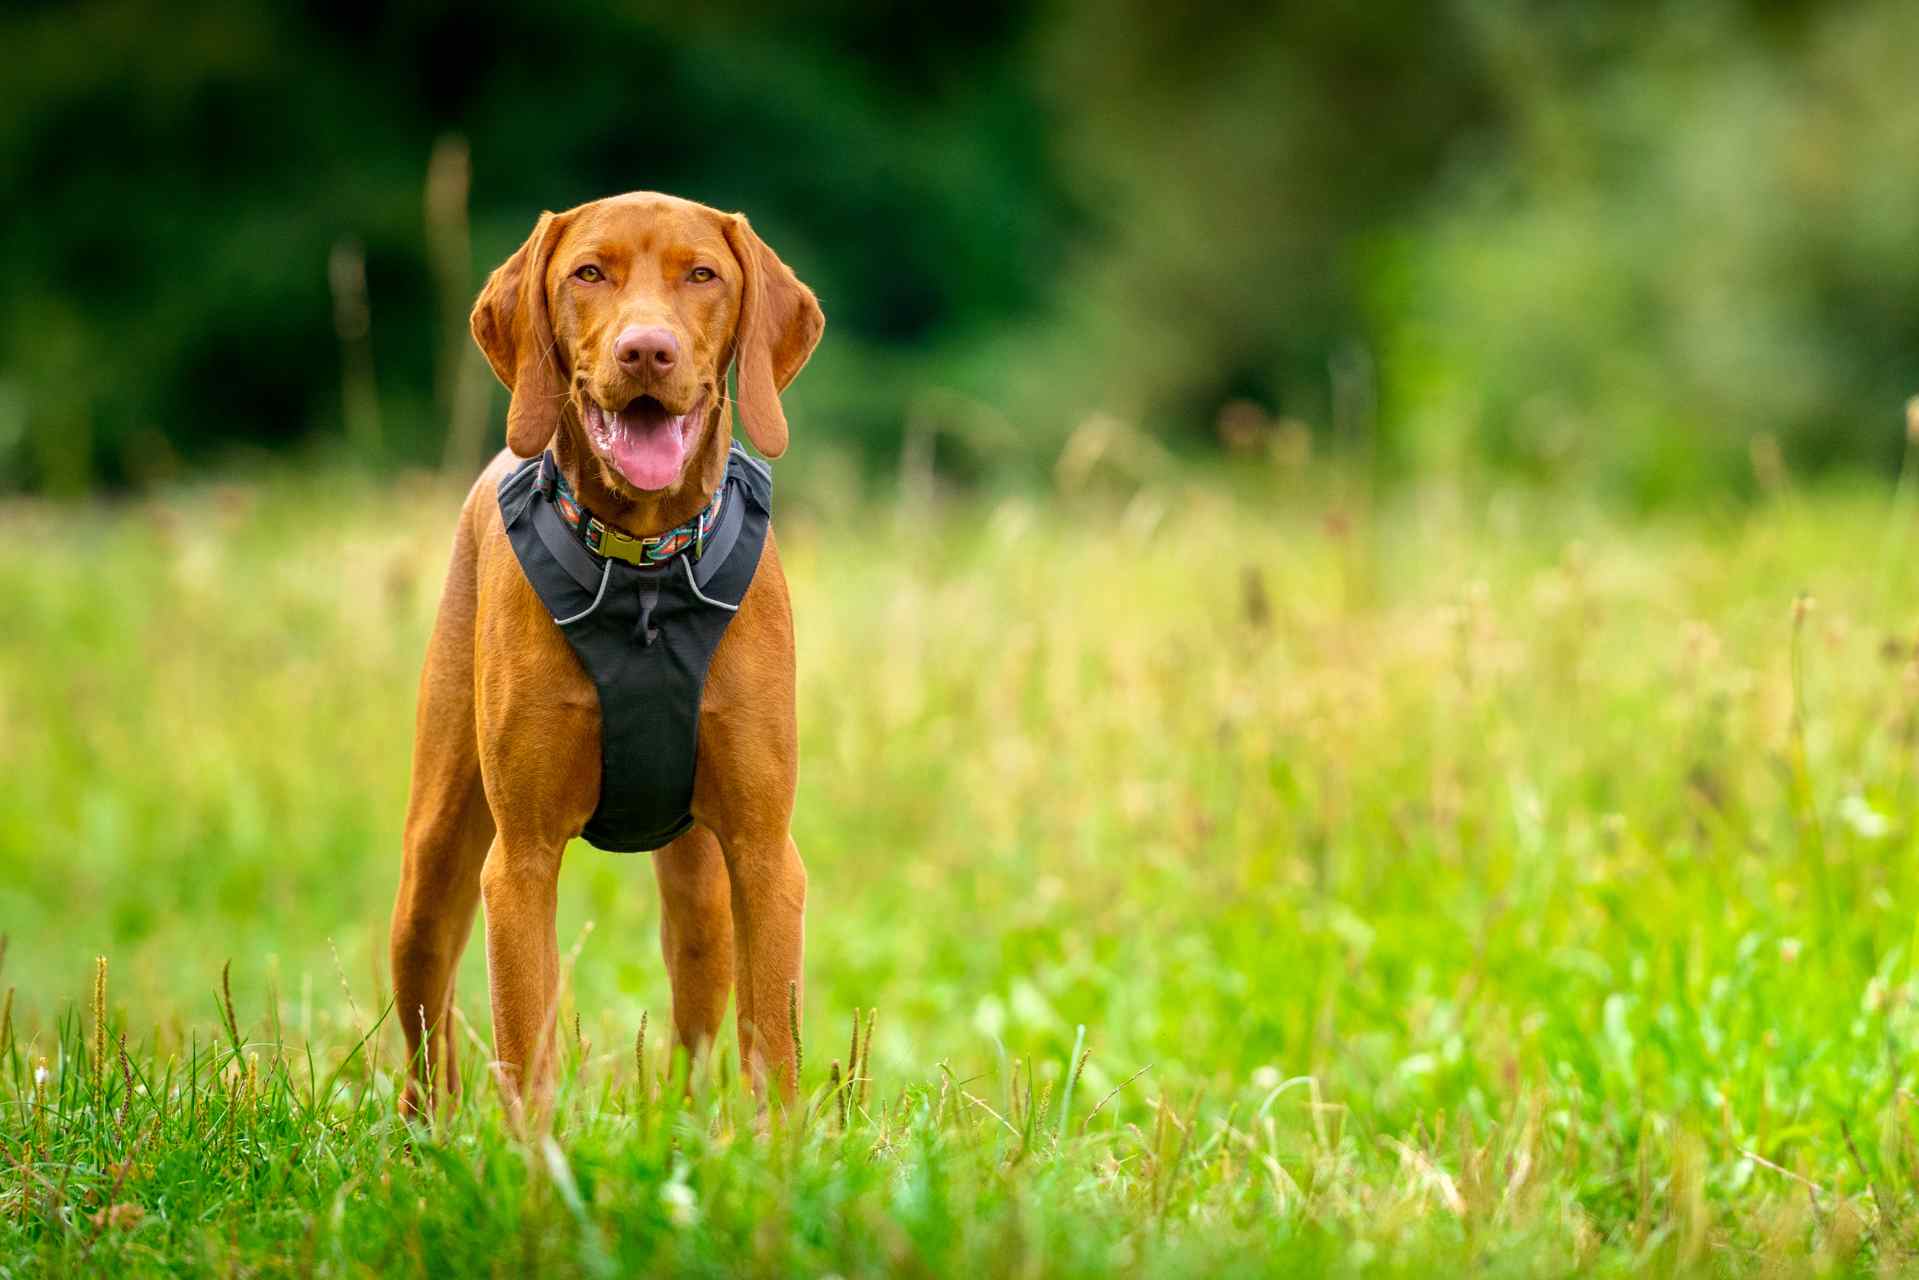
left=472, top=192, right=823, bottom=494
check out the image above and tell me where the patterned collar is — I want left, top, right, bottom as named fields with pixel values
left=538, top=452, right=723, bottom=569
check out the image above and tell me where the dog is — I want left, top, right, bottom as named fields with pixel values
left=388, top=192, right=823, bottom=1120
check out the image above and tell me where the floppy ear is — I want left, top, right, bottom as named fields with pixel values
left=470, top=210, right=571, bottom=458
left=723, top=214, right=824, bottom=459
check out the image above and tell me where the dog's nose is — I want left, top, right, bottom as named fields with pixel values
left=614, top=326, right=679, bottom=373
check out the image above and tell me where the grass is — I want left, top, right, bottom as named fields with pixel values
left=3, top=450, right=1919, bottom=1274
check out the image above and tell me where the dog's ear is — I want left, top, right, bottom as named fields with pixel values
left=471, top=210, right=572, bottom=458
left=723, top=214, right=824, bottom=460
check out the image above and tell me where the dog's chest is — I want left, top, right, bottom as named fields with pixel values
left=496, top=449, right=772, bottom=852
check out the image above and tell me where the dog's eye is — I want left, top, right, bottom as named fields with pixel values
left=688, top=266, right=717, bottom=284
left=573, top=265, right=604, bottom=283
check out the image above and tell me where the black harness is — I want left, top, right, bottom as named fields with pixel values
left=497, top=446, right=772, bottom=852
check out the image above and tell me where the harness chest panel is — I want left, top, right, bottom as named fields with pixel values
left=497, top=447, right=772, bottom=852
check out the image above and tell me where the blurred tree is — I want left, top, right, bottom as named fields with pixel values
left=1370, top=0, right=1919, bottom=501
left=0, top=0, right=1074, bottom=487
left=1, top=0, right=1914, bottom=496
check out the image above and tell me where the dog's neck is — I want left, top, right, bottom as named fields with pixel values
left=549, top=400, right=732, bottom=537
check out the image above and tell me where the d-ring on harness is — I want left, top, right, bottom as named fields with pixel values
left=497, top=445, right=773, bottom=852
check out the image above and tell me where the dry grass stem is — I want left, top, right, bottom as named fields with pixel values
left=1081, top=1065, right=1154, bottom=1135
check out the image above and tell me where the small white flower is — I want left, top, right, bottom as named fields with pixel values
left=33, top=1064, right=49, bottom=1087
left=1839, top=794, right=1892, bottom=841
left=1399, top=1053, right=1438, bottom=1078
left=661, top=1180, right=699, bottom=1228
left=1251, top=1065, right=1281, bottom=1091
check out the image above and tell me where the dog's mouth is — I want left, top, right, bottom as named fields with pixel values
left=580, top=393, right=704, bottom=492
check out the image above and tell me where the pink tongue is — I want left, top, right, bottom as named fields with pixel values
left=609, top=406, right=686, bottom=491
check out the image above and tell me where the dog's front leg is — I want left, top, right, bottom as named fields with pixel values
left=479, top=833, right=565, bottom=1125
left=693, top=533, right=803, bottom=1101
left=471, top=548, right=599, bottom=1126
left=715, top=827, right=807, bottom=1101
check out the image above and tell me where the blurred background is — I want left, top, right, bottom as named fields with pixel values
left=5, top=0, right=1917, bottom=504
left=10, top=14, right=1919, bottom=1260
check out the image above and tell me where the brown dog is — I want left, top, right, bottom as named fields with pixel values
left=388, top=192, right=823, bottom=1120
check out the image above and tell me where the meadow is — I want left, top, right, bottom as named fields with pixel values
left=3, top=446, right=1919, bottom=1275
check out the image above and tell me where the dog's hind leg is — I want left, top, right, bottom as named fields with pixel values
left=390, top=508, right=495, bottom=1121
left=653, top=824, right=735, bottom=1068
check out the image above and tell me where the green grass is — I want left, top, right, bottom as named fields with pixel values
left=3, top=456, right=1919, bottom=1275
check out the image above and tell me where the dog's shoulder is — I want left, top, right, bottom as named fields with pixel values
left=457, top=448, right=529, bottom=544
left=469, top=449, right=523, bottom=512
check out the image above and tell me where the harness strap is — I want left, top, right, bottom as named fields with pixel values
left=692, top=471, right=747, bottom=590
left=529, top=486, right=607, bottom=596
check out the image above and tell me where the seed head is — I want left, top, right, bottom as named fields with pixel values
left=92, top=955, right=108, bottom=1088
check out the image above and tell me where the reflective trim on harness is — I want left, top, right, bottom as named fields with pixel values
left=553, top=559, right=612, bottom=626
left=680, top=554, right=740, bottom=613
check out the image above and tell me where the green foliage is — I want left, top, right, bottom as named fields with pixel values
left=1370, top=0, right=1919, bottom=502
left=0, top=1, right=1073, bottom=488
left=5, top=2, right=1916, bottom=496
left=4, top=456, right=1919, bottom=1270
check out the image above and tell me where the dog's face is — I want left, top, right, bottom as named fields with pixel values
left=550, top=197, right=738, bottom=491
left=472, top=192, right=823, bottom=495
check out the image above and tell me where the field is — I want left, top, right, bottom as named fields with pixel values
left=3, top=453, right=1919, bottom=1275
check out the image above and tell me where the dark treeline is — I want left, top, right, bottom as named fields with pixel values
left=3, top=0, right=1915, bottom=499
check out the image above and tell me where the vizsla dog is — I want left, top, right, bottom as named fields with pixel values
left=388, top=192, right=823, bottom=1120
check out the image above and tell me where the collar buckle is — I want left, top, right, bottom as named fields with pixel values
left=543, top=452, right=726, bottom=570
